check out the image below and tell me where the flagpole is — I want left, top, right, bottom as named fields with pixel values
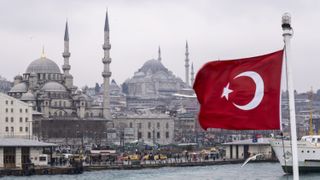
left=282, top=13, right=299, bottom=179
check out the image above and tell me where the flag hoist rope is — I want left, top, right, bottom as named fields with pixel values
left=282, top=13, right=299, bottom=180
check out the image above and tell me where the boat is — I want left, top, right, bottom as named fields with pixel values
left=270, top=135, right=320, bottom=173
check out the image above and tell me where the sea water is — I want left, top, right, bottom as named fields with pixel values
left=3, top=163, right=320, bottom=180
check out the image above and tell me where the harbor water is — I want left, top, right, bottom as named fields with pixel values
left=3, top=163, right=320, bottom=180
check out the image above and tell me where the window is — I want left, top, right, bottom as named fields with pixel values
left=129, top=122, right=133, bottom=128
left=20, top=127, right=23, bottom=132
left=25, top=117, right=28, bottom=122
left=138, top=132, right=142, bottom=139
left=25, top=109, right=28, bottom=113
left=5, top=108, right=8, bottom=113
left=11, top=100, right=13, bottom=105
left=11, top=127, right=14, bottom=132
left=157, top=122, right=160, bottom=129
left=148, top=132, right=151, bottom=138
left=25, top=127, right=28, bottom=132
left=5, top=117, right=8, bottom=122
left=5, top=100, right=8, bottom=105
left=20, top=109, right=22, bottom=113
left=54, top=102, right=57, bottom=106
left=10, top=117, right=14, bottom=122
left=157, top=132, right=160, bottom=139
left=11, top=108, right=13, bottom=113
left=20, top=117, right=23, bottom=122
left=166, top=123, right=169, bottom=129
left=166, top=132, right=169, bottom=138
left=148, top=122, right=151, bottom=129
left=5, top=127, right=9, bottom=132
left=138, top=123, right=142, bottom=129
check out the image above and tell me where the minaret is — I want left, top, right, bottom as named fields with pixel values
left=185, top=41, right=190, bottom=86
left=62, top=21, right=73, bottom=89
left=102, top=10, right=112, bottom=119
left=191, top=62, right=195, bottom=86
left=158, top=46, right=161, bottom=62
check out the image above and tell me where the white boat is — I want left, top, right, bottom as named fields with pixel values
left=270, top=135, right=320, bottom=173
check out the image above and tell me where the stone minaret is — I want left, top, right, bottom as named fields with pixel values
left=158, top=46, right=161, bottom=62
left=191, top=63, right=195, bottom=86
left=185, top=41, right=190, bottom=86
left=62, top=21, right=73, bottom=89
left=102, top=11, right=112, bottom=119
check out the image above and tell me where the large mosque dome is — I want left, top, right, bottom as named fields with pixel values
left=41, top=82, right=66, bottom=92
left=139, top=59, right=168, bottom=74
left=26, top=57, right=61, bottom=74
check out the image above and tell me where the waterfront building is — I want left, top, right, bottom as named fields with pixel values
left=0, top=138, right=56, bottom=168
left=223, top=138, right=276, bottom=161
left=114, top=113, right=174, bottom=145
left=0, top=92, right=33, bottom=138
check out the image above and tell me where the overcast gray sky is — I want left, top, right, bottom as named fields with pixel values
left=0, top=0, right=319, bottom=92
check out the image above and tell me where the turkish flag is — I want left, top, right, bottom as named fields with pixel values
left=193, top=50, right=284, bottom=130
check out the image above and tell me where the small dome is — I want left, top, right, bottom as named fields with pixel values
left=9, top=83, right=27, bottom=93
left=139, top=59, right=168, bottom=74
left=41, top=82, right=66, bottom=92
left=26, top=57, right=61, bottom=74
left=21, top=92, right=36, bottom=101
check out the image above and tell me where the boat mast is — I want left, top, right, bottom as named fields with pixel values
left=282, top=13, right=299, bottom=180
left=309, top=87, right=314, bottom=135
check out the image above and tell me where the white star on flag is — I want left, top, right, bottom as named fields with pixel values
left=221, top=83, right=233, bottom=100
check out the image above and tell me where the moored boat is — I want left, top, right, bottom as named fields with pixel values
left=270, top=135, right=320, bottom=173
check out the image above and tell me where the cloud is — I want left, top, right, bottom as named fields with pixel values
left=0, top=0, right=319, bottom=92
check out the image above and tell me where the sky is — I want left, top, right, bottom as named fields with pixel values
left=0, top=0, right=319, bottom=93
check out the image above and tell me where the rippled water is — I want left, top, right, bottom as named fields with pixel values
left=3, top=163, right=320, bottom=180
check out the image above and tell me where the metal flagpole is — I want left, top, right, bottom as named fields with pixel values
left=281, top=13, right=299, bottom=179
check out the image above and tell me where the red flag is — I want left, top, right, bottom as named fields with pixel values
left=193, top=50, right=284, bottom=130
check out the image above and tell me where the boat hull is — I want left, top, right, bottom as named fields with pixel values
left=281, top=165, right=320, bottom=173
left=270, top=139, right=320, bottom=174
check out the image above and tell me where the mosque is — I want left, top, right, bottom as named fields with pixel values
left=8, top=12, right=112, bottom=121
left=5, top=10, right=197, bottom=145
left=122, top=42, right=195, bottom=110
left=7, top=11, right=113, bottom=144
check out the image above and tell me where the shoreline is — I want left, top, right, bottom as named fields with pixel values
left=0, top=159, right=278, bottom=176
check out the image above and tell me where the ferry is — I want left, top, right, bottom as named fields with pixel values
left=270, top=135, right=320, bottom=173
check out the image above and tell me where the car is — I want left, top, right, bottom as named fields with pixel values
left=154, top=154, right=167, bottom=160
left=142, top=154, right=154, bottom=160
left=123, top=154, right=140, bottom=161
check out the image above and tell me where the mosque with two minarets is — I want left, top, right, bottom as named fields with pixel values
left=5, top=10, right=198, bottom=145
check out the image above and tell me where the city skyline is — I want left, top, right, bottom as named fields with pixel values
left=1, top=0, right=320, bottom=92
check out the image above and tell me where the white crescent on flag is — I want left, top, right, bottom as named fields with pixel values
left=232, top=71, right=264, bottom=110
